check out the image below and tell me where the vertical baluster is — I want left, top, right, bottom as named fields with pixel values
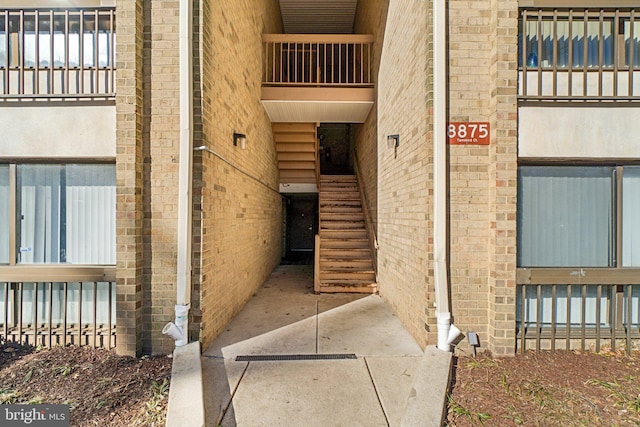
left=79, top=9, right=84, bottom=94
left=535, top=284, right=541, bottom=351
left=614, top=10, right=619, bottom=97
left=536, top=11, right=542, bottom=97
left=626, top=284, right=632, bottom=355
left=583, top=10, right=589, bottom=97
left=109, top=10, right=115, bottom=93
left=610, top=285, right=616, bottom=352
left=18, top=283, right=23, bottom=342
left=107, top=281, right=113, bottom=349
left=64, top=10, right=69, bottom=95
left=93, top=10, right=98, bottom=93
left=48, top=282, right=53, bottom=347
left=77, top=282, right=83, bottom=345
left=598, top=10, right=604, bottom=98
left=49, top=10, right=53, bottom=95
left=566, top=284, right=572, bottom=350
left=520, top=284, right=526, bottom=353
left=596, top=284, right=602, bottom=352
left=19, top=9, right=24, bottom=95
left=33, top=283, right=38, bottom=347
left=3, top=11, right=8, bottom=94
left=92, top=282, right=97, bottom=348
left=630, top=11, right=635, bottom=96
left=522, top=10, right=528, bottom=97
left=551, top=284, right=556, bottom=352
left=581, top=284, right=587, bottom=351
left=63, top=282, right=68, bottom=346
left=34, top=10, right=39, bottom=95
left=568, top=10, right=573, bottom=97
left=3, top=282, right=8, bottom=341
left=552, top=10, right=558, bottom=97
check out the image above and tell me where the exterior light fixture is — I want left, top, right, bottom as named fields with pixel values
left=387, top=134, right=399, bottom=149
left=387, top=134, right=400, bottom=159
left=467, top=331, right=480, bottom=356
left=233, top=132, right=247, bottom=149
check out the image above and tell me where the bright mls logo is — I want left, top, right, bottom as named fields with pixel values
left=2, top=405, right=69, bottom=426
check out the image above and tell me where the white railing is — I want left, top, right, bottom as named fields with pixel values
left=0, top=7, right=116, bottom=100
left=263, top=34, right=373, bottom=87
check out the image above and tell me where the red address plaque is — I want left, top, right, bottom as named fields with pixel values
left=448, top=122, right=490, bottom=145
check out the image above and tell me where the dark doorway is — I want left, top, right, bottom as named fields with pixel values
left=282, top=194, right=317, bottom=264
left=318, top=123, right=353, bottom=175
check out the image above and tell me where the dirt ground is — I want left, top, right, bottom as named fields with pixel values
left=0, top=340, right=172, bottom=426
left=448, top=350, right=640, bottom=426
left=3, top=339, right=639, bottom=426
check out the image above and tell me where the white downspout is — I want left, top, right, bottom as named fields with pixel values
left=433, top=0, right=459, bottom=352
left=163, top=0, right=193, bottom=347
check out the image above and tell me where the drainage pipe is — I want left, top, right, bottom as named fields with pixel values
left=163, top=0, right=193, bottom=347
left=433, top=0, right=458, bottom=351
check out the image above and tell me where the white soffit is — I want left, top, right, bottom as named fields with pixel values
left=279, top=0, right=358, bottom=34
left=262, top=100, right=373, bottom=123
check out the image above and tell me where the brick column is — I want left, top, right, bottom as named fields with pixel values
left=487, top=0, right=518, bottom=355
left=115, top=0, right=145, bottom=357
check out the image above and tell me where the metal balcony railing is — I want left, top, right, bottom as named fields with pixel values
left=519, top=8, right=640, bottom=101
left=1, top=267, right=116, bottom=349
left=517, top=282, right=639, bottom=354
left=0, top=7, right=116, bottom=100
left=263, top=34, right=373, bottom=87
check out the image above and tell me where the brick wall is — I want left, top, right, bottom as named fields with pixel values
left=374, top=0, right=518, bottom=353
left=198, top=0, right=283, bottom=349
left=353, top=0, right=390, bottom=243
left=115, top=0, right=145, bottom=357
left=376, top=0, right=432, bottom=348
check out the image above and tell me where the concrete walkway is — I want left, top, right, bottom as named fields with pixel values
left=198, top=265, right=451, bottom=426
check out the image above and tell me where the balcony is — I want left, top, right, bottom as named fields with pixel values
left=519, top=8, right=640, bottom=102
left=261, top=34, right=375, bottom=123
left=0, top=7, right=116, bottom=101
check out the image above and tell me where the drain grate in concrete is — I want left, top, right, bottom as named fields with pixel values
left=235, top=353, right=357, bottom=362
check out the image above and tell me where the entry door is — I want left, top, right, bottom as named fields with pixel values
left=288, top=197, right=317, bottom=252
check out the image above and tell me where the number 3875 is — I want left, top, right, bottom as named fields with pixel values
left=447, top=123, right=489, bottom=139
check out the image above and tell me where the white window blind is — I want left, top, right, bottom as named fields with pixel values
left=517, top=166, right=614, bottom=267
left=18, top=164, right=115, bottom=265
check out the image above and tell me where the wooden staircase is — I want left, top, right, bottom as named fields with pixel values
left=315, top=175, right=377, bottom=293
left=273, top=122, right=318, bottom=184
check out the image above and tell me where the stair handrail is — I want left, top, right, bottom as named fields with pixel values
left=352, top=148, right=379, bottom=274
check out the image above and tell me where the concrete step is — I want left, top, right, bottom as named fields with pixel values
left=317, top=281, right=378, bottom=293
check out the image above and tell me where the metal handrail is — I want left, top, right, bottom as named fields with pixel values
left=0, top=7, right=116, bottom=100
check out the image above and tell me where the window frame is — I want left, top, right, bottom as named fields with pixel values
left=0, top=161, right=116, bottom=268
left=517, top=163, right=640, bottom=286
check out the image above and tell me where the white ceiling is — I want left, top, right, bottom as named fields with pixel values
left=279, top=0, right=358, bottom=34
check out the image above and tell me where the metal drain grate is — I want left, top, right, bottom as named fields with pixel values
left=235, top=353, right=357, bottom=362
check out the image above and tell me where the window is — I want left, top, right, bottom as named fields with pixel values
left=518, top=165, right=640, bottom=268
left=518, top=166, right=614, bottom=267
left=622, top=166, right=640, bottom=266
left=1, top=163, right=116, bottom=265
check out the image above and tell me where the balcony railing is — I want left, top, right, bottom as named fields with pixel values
left=519, top=8, right=640, bottom=101
left=517, top=282, right=639, bottom=354
left=0, top=7, right=116, bottom=100
left=1, top=267, right=116, bottom=349
left=263, top=34, right=373, bottom=87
